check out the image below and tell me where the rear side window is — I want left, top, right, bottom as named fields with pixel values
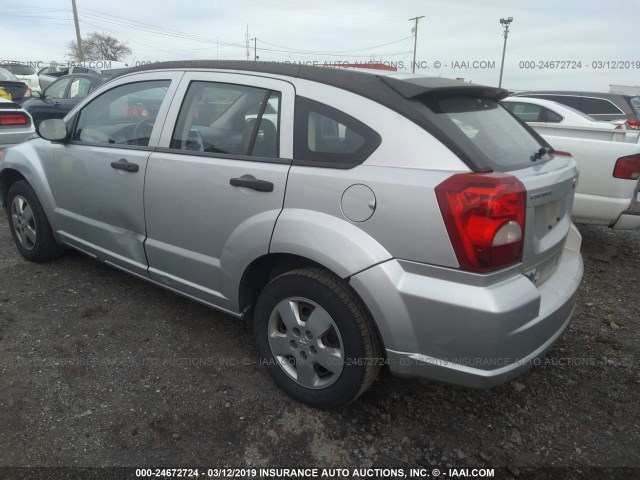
left=580, top=97, right=623, bottom=115
left=544, top=108, right=563, bottom=123
left=294, top=96, right=381, bottom=167
left=424, top=97, right=548, bottom=171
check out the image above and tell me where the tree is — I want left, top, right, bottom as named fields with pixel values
left=67, top=32, right=131, bottom=62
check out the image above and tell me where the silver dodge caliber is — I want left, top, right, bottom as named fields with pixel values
left=0, top=61, right=583, bottom=408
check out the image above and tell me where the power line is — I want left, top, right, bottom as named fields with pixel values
left=258, top=36, right=412, bottom=55
left=244, top=0, right=405, bottom=20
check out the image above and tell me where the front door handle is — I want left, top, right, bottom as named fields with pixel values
left=230, top=175, right=274, bottom=192
left=111, top=158, right=139, bottom=173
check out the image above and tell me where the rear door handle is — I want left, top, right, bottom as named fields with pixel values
left=230, top=175, right=274, bottom=192
left=111, top=158, right=139, bottom=173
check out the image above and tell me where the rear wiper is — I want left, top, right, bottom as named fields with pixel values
left=530, top=146, right=551, bottom=162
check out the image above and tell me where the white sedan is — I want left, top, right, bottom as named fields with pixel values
left=503, top=96, right=640, bottom=229
left=503, top=96, right=624, bottom=129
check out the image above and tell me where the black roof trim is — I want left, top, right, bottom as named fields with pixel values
left=114, top=61, right=511, bottom=172
left=513, top=90, right=634, bottom=98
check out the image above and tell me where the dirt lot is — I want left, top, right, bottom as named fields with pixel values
left=0, top=213, right=638, bottom=478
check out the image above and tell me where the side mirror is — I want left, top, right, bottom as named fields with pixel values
left=31, top=91, right=42, bottom=99
left=37, top=119, right=68, bottom=142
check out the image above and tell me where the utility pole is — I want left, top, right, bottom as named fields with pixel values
left=71, top=0, right=84, bottom=62
left=253, top=38, right=258, bottom=61
left=245, top=25, right=250, bottom=61
left=498, top=17, right=513, bottom=88
left=409, top=16, right=425, bottom=74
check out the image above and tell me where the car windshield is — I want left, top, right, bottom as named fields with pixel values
left=630, top=97, right=640, bottom=115
left=0, top=68, right=19, bottom=81
left=422, top=96, right=549, bottom=171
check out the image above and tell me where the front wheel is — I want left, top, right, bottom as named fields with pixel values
left=253, top=267, right=383, bottom=409
left=7, top=181, right=64, bottom=262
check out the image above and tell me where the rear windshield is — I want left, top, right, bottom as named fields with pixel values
left=423, top=97, right=549, bottom=171
left=4, top=64, right=35, bottom=76
left=0, top=68, right=19, bottom=81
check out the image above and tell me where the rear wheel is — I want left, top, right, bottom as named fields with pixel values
left=7, top=181, right=64, bottom=262
left=253, top=267, right=382, bottom=409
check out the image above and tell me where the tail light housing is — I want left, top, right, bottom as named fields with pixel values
left=613, top=154, right=640, bottom=180
left=0, top=112, right=30, bottom=126
left=626, top=119, right=639, bottom=130
left=436, top=172, right=526, bottom=272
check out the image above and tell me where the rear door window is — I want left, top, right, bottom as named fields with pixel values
left=169, top=81, right=280, bottom=158
left=503, top=101, right=564, bottom=123
left=425, top=97, right=548, bottom=171
left=502, top=102, right=544, bottom=122
left=68, top=77, right=93, bottom=98
left=535, top=95, right=580, bottom=109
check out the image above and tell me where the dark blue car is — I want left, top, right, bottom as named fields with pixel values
left=21, top=74, right=104, bottom=128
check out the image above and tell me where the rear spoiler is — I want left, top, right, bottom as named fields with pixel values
left=380, top=76, right=509, bottom=101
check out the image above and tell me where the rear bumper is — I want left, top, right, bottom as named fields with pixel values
left=613, top=183, right=640, bottom=229
left=350, top=224, right=584, bottom=388
left=613, top=212, right=640, bottom=230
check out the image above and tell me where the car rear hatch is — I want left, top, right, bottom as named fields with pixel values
left=382, top=76, right=579, bottom=285
left=0, top=81, right=27, bottom=101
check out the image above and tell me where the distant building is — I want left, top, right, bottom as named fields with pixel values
left=610, top=84, right=640, bottom=96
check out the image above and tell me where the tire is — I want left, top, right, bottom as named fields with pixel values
left=253, top=267, right=383, bottom=409
left=6, top=181, right=64, bottom=262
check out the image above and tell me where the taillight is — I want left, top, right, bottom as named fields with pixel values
left=613, top=154, right=640, bottom=180
left=0, top=112, right=30, bottom=126
left=435, top=172, right=526, bottom=272
left=626, top=119, right=640, bottom=130
left=552, top=150, right=572, bottom=157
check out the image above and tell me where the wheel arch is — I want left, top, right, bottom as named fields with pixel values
left=238, top=253, right=325, bottom=319
left=0, top=168, right=27, bottom=208
left=238, top=252, right=387, bottom=356
left=0, top=144, right=59, bottom=231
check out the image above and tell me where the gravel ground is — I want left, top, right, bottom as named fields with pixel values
left=0, top=213, right=638, bottom=479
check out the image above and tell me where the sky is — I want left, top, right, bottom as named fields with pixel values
left=1, top=0, right=639, bottom=92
